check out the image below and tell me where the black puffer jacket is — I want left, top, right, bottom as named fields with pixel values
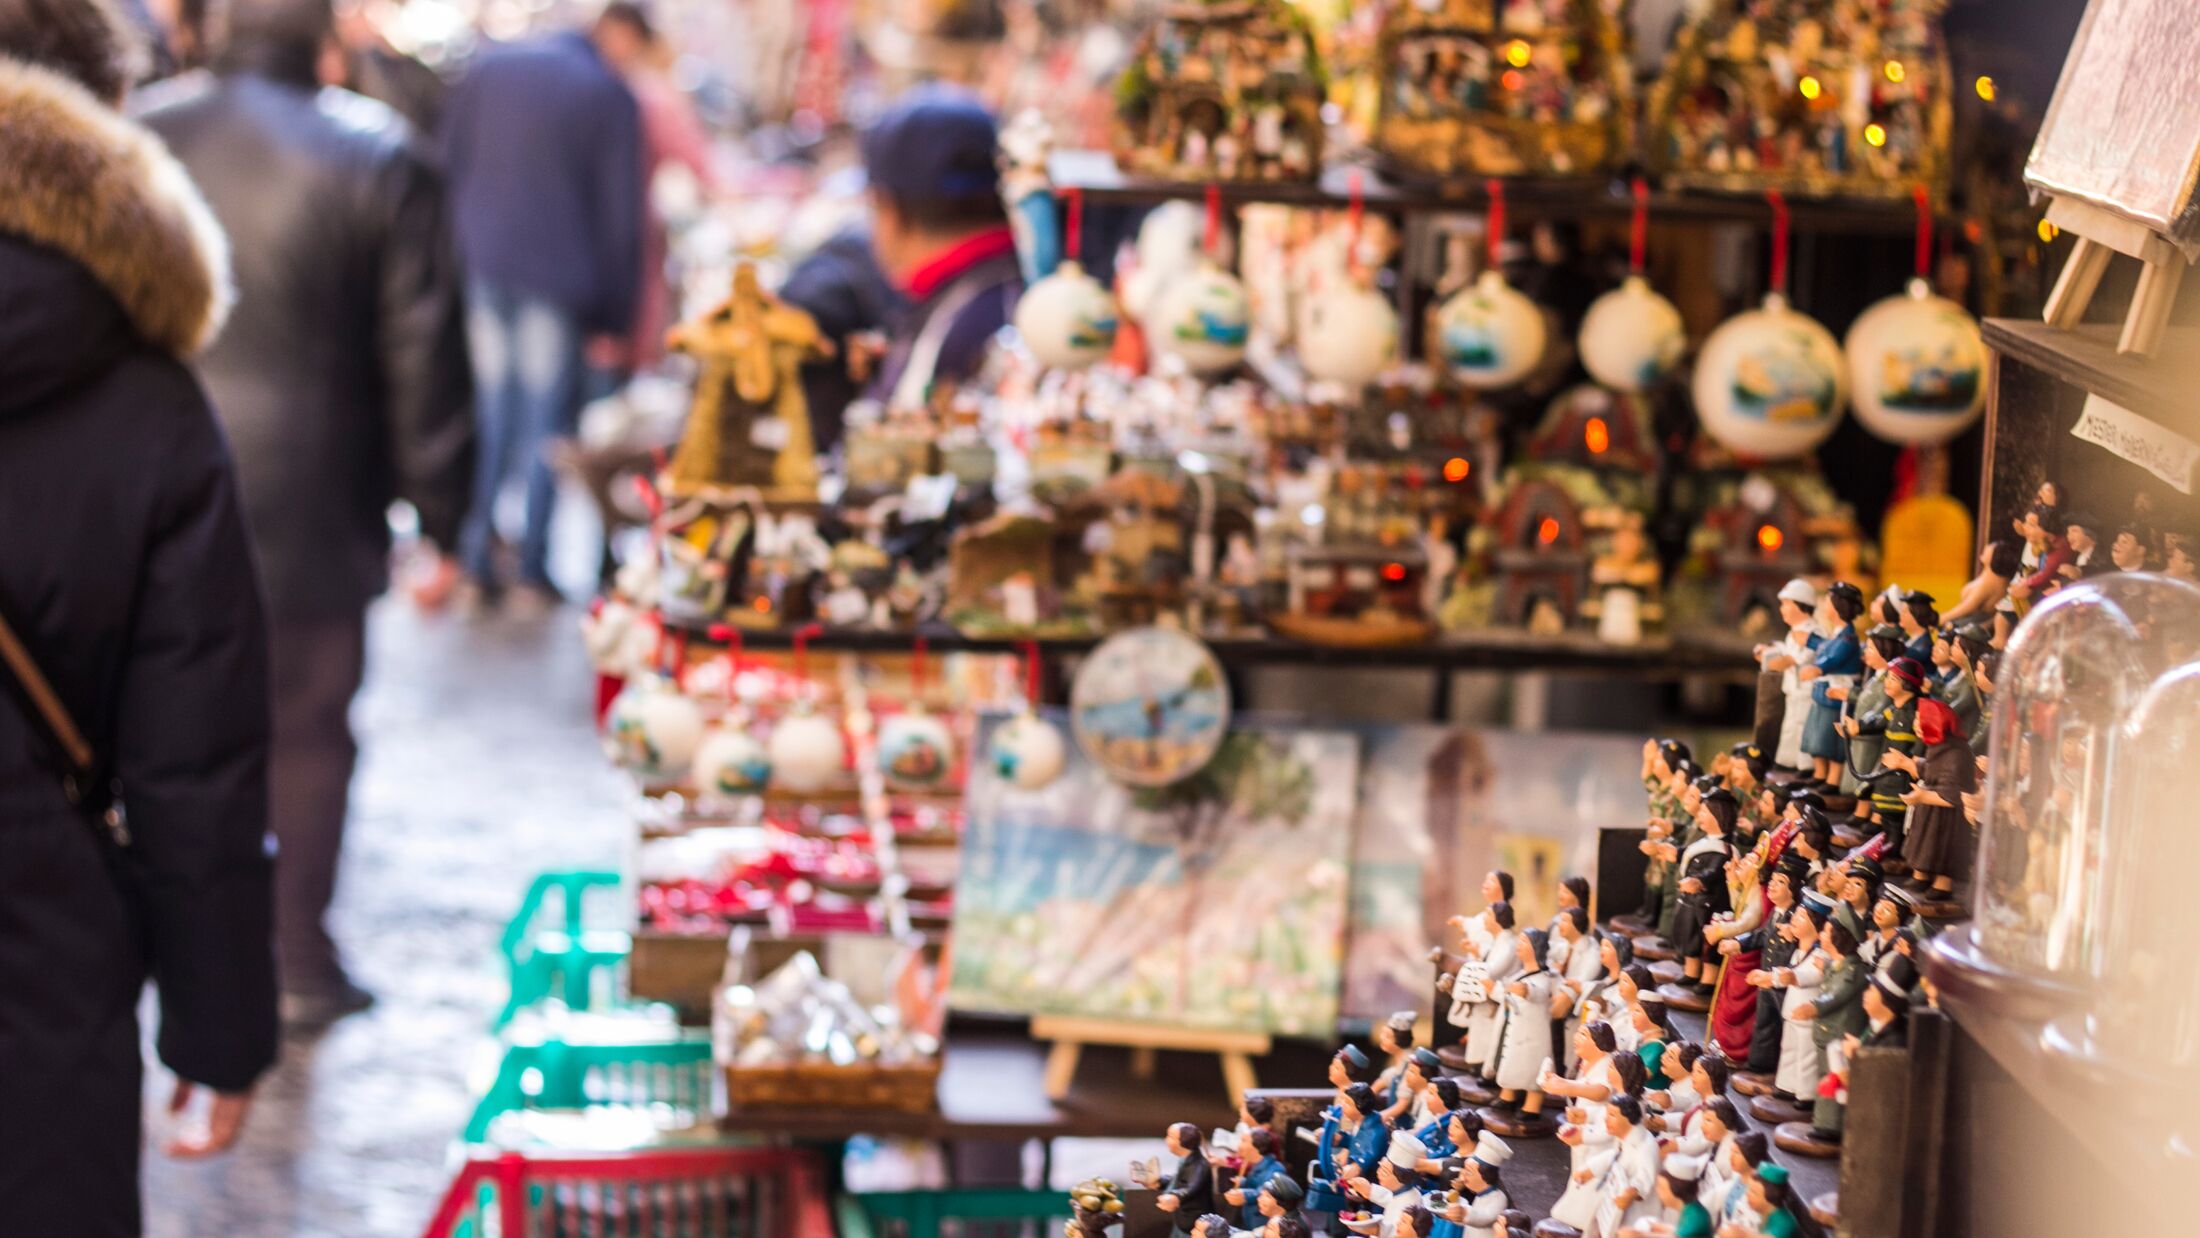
left=136, top=55, right=474, bottom=620
left=0, top=59, right=277, bottom=1233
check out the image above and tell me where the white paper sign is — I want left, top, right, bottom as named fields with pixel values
left=2071, top=394, right=2199, bottom=494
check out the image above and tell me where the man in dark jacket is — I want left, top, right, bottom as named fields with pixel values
left=779, top=223, right=902, bottom=453
left=0, top=0, right=277, bottom=1227
left=440, top=12, right=643, bottom=609
left=137, top=0, right=474, bottom=1024
left=861, top=86, right=1023, bottom=410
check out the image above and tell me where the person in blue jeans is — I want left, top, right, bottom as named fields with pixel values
left=440, top=9, right=645, bottom=611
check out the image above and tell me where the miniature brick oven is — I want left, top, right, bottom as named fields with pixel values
left=1492, top=477, right=1589, bottom=625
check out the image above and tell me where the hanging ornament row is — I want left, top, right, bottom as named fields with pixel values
left=1436, top=181, right=1548, bottom=390
left=1694, top=190, right=1848, bottom=461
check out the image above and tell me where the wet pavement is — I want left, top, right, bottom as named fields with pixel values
left=143, top=598, right=630, bottom=1238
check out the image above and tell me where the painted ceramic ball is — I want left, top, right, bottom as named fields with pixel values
left=768, top=708, right=846, bottom=793
left=1692, top=292, right=1847, bottom=460
left=878, top=710, right=956, bottom=790
left=1297, top=283, right=1400, bottom=389
left=1150, top=263, right=1252, bottom=375
left=1435, top=270, right=1548, bottom=389
left=603, top=675, right=705, bottom=788
left=1579, top=275, right=1686, bottom=392
left=1014, top=261, right=1120, bottom=370
left=1843, top=278, right=1987, bottom=445
left=988, top=711, right=1067, bottom=790
left=692, top=723, right=771, bottom=797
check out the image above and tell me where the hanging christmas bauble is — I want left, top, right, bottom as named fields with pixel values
left=1150, top=262, right=1252, bottom=375
left=878, top=709, right=956, bottom=790
left=1297, top=282, right=1400, bottom=389
left=988, top=710, right=1067, bottom=790
left=1435, top=270, right=1547, bottom=389
left=768, top=706, right=846, bottom=793
left=603, top=674, right=706, bottom=789
left=1014, top=261, right=1119, bottom=370
left=692, top=722, right=771, bottom=797
left=1691, top=292, right=1847, bottom=460
left=1843, top=277, right=1987, bottom=446
left=1578, top=275, right=1686, bottom=393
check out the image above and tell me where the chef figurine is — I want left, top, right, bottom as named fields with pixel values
left=1431, top=1132, right=1513, bottom=1238
left=1637, top=1155, right=1715, bottom=1237
left=1753, top=579, right=1822, bottom=775
left=1148, top=1123, right=1215, bottom=1231
left=1440, top=902, right=1521, bottom=1084
left=1894, top=697, right=1976, bottom=904
left=1342, top=1131, right=1430, bottom=1237
left=1715, top=1163, right=1799, bottom=1238
left=1308, top=1084, right=1390, bottom=1226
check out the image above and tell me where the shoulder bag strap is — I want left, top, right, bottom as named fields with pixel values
left=0, top=605, right=126, bottom=840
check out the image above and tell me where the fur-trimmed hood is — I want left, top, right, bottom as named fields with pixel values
left=0, top=58, right=232, bottom=358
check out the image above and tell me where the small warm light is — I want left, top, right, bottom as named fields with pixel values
left=1537, top=517, right=1562, bottom=546
left=1799, top=75, right=1822, bottom=100
left=1382, top=562, right=1408, bottom=582
left=1584, top=417, right=1610, bottom=455
left=1757, top=524, right=1784, bottom=552
left=1883, top=60, right=1905, bottom=83
left=753, top=596, right=772, bottom=613
left=1505, top=39, right=1532, bottom=68
left=2037, top=219, right=2060, bottom=243
left=1443, top=457, right=1471, bottom=483
left=1975, top=75, right=1996, bottom=102
left=1501, top=69, right=1525, bottom=92
left=1864, top=123, right=1887, bottom=148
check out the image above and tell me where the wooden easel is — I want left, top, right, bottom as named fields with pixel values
left=2040, top=195, right=2193, bottom=357
left=1032, top=1015, right=1269, bottom=1104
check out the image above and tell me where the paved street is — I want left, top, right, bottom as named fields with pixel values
left=144, top=599, right=629, bottom=1238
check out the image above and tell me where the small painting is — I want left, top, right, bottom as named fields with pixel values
left=1732, top=335, right=1840, bottom=423
left=1070, top=627, right=1232, bottom=787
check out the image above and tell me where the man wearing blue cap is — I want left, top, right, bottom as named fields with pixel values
left=861, top=86, right=1024, bottom=410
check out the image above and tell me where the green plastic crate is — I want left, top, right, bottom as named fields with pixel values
left=494, top=869, right=632, bottom=1029
left=464, top=1033, right=717, bottom=1144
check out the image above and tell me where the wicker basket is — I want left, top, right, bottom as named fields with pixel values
left=724, top=1058, right=942, bottom=1114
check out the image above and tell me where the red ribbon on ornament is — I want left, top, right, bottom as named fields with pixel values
left=1911, top=184, right=1933, bottom=280
left=912, top=634, right=929, bottom=701
left=1347, top=170, right=1366, bottom=278
left=1485, top=179, right=1507, bottom=268
left=1766, top=189, right=1791, bottom=294
left=1629, top=177, right=1650, bottom=275
left=792, top=622, right=823, bottom=684
left=1021, top=639, right=1044, bottom=708
left=1203, top=184, right=1223, bottom=257
left=1064, top=187, right=1083, bottom=265
left=709, top=624, right=743, bottom=698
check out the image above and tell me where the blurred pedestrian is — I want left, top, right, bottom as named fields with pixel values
left=137, top=0, right=475, bottom=1026
left=861, top=86, right=1023, bottom=410
left=0, top=0, right=277, bottom=1228
left=328, top=0, right=445, bottom=135
left=440, top=5, right=644, bottom=613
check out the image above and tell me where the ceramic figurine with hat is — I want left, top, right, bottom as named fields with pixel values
left=1795, top=581, right=1866, bottom=796
left=1860, top=886, right=1914, bottom=986
left=1927, top=625, right=1984, bottom=740
left=1894, top=590, right=1939, bottom=664
left=1629, top=1152, right=1713, bottom=1238
left=1305, top=1048, right=1373, bottom=1215
left=1751, top=578, right=1821, bottom=775
left=1484, top=928, right=1558, bottom=1135
left=1430, top=1132, right=1512, bottom=1238
left=1384, top=1045, right=1446, bottom=1129
left=1620, top=742, right=1691, bottom=937
left=1241, top=1169, right=1305, bottom=1233
left=1666, top=787, right=1741, bottom=1004
left=1307, top=1083, right=1390, bottom=1224
left=1371, top=1010, right=1421, bottom=1113
left=1832, top=624, right=1908, bottom=801
left=1718, top=1162, right=1799, bottom=1238
left=1893, top=695, right=1975, bottom=907
left=1802, top=976, right=1910, bottom=1163
left=1774, top=911, right=1865, bottom=1158
left=1839, top=655, right=1924, bottom=859
left=1829, top=853, right=1882, bottom=944
left=1342, top=1130, right=1430, bottom=1237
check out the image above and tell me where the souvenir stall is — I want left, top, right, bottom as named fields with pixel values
left=439, top=2, right=2200, bottom=1238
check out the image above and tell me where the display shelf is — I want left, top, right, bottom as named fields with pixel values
left=1048, top=149, right=1926, bottom=235
left=1979, top=319, right=2200, bottom=427
left=662, top=617, right=1759, bottom=679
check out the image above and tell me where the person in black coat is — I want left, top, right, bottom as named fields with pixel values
left=136, top=0, right=474, bottom=1022
left=0, top=3, right=278, bottom=1230
left=1154, top=1122, right=1216, bottom=1232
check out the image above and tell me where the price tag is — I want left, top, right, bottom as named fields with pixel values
left=2071, top=394, right=2198, bottom=494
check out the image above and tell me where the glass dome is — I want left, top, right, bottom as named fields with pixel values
left=1974, top=574, right=2200, bottom=980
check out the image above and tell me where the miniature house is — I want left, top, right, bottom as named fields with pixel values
left=1286, top=544, right=1432, bottom=624
left=1524, top=384, right=1657, bottom=475
left=1491, top=477, right=1590, bottom=627
left=1114, top=0, right=1326, bottom=182
left=1649, top=0, right=1953, bottom=199
left=1714, top=480, right=1811, bottom=623
left=1372, top=0, right=1632, bottom=182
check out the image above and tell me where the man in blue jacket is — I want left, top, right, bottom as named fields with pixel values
left=440, top=12, right=644, bottom=611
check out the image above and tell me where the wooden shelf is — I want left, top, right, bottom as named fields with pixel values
left=1981, top=318, right=2200, bottom=429
left=1048, top=149, right=1926, bottom=235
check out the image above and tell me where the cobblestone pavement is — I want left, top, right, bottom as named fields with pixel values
left=144, top=599, right=629, bottom=1238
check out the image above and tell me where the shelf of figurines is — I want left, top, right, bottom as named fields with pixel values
left=1050, top=149, right=1932, bottom=236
